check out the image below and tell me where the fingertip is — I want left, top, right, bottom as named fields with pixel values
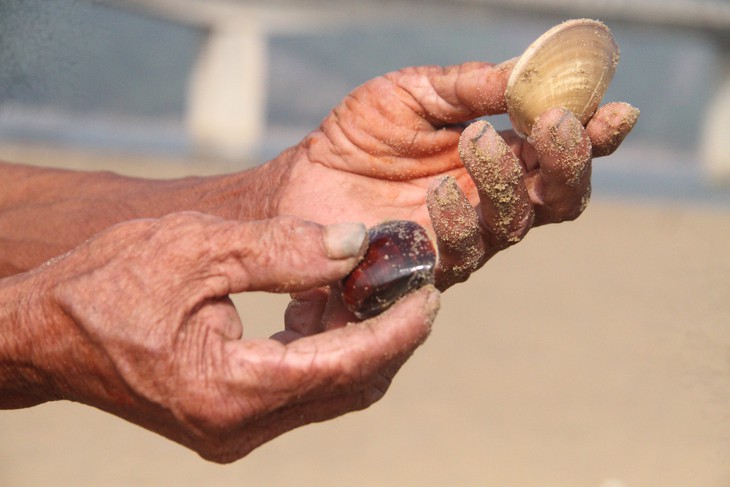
left=530, top=106, right=573, bottom=130
left=279, top=285, right=441, bottom=389
left=399, top=283, right=441, bottom=322
left=587, top=102, right=640, bottom=157
left=222, top=217, right=368, bottom=294
left=427, top=175, right=480, bottom=252
left=530, top=107, right=592, bottom=188
left=465, top=59, right=515, bottom=115
left=368, top=284, right=441, bottom=342
left=426, top=175, right=485, bottom=288
left=322, top=222, right=368, bottom=260
left=458, top=120, right=504, bottom=176
left=459, top=119, right=492, bottom=148
left=459, top=119, right=515, bottom=166
left=496, top=56, right=519, bottom=71
left=528, top=108, right=593, bottom=224
left=453, top=59, right=514, bottom=113
left=459, top=119, right=533, bottom=250
left=282, top=287, right=330, bottom=340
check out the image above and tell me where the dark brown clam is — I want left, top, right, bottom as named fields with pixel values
left=341, top=220, right=437, bottom=319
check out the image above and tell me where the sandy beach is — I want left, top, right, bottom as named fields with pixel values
left=0, top=147, right=728, bottom=486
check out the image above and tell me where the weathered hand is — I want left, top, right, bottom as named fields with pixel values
left=275, top=61, right=639, bottom=288
left=8, top=213, right=439, bottom=462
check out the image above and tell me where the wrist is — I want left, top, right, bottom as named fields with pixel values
left=182, top=149, right=295, bottom=221
left=0, top=152, right=296, bottom=277
left=0, top=273, right=60, bottom=408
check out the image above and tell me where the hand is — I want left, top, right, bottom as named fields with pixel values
left=4, top=213, right=440, bottom=462
left=274, top=60, right=639, bottom=288
left=0, top=61, right=638, bottom=282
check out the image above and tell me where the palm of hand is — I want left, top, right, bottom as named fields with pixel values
left=279, top=65, right=481, bottom=224
left=277, top=61, right=638, bottom=287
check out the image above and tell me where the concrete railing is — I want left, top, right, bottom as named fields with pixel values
left=104, top=0, right=345, bottom=159
left=105, top=0, right=730, bottom=183
left=448, top=0, right=730, bottom=31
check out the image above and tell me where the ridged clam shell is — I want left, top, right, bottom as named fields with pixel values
left=505, top=19, right=620, bottom=137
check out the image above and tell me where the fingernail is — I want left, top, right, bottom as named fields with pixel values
left=323, top=222, right=367, bottom=259
left=471, top=119, right=493, bottom=144
left=551, top=109, right=582, bottom=149
left=554, top=107, right=574, bottom=129
left=459, top=120, right=496, bottom=165
left=432, top=175, right=458, bottom=203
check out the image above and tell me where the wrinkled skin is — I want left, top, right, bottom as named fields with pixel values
left=3, top=213, right=439, bottom=462
left=0, top=60, right=638, bottom=463
left=275, top=61, right=638, bottom=287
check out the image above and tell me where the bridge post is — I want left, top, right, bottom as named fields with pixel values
left=186, top=16, right=267, bottom=160
left=701, top=47, right=730, bottom=186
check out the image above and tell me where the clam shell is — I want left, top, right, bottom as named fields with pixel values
left=505, top=19, right=620, bottom=137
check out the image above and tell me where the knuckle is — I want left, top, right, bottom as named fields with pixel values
left=158, top=211, right=206, bottom=228
left=489, top=227, right=526, bottom=251
left=260, top=216, right=320, bottom=260
left=439, top=248, right=485, bottom=288
left=174, top=400, right=247, bottom=458
left=486, top=205, right=533, bottom=251
left=269, top=215, right=308, bottom=234
left=563, top=188, right=592, bottom=222
left=150, top=212, right=225, bottom=260
left=190, top=432, right=254, bottom=463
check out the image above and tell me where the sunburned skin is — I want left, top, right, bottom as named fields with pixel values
left=427, top=175, right=484, bottom=287
left=0, top=41, right=640, bottom=462
left=586, top=103, right=641, bottom=157
left=459, top=120, right=533, bottom=247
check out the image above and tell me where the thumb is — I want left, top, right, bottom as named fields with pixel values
left=207, top=216, right=368, bottom=294
left=388, top=58, right=516, bottom=126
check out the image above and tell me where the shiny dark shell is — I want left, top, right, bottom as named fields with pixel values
left=341, top=220, right=436, bottom=319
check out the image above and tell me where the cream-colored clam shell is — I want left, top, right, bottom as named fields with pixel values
left=505, top=19, right=620, bottom=137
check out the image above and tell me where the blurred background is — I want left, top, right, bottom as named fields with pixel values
left=1, top=1, right=729, bottom=486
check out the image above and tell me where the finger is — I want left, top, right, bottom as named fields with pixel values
left=211, top=286, right=439, bottom=461
left=389, top=58, right=517, bottom=127
left=587, top=102, right=641, bottom=157
left=187, top=296, right=244, bottom=341
left=426, top=175, right=485, bottom=289
left=271, top=288, right=331, bottom=344
left=284, top=284, right=439, bottom=397
left=197, top=216, right=368, bottom=295
left=458, top=120, right=534, bottom=250
left=281, top=281, right=364, bottom=337
left=311, top=59, right=517, bottom=180
left=320, top=284, right=359, bottom=331
left=227, top=285, right=439, bottom=408
left=524, top=108, right=592, bottom=225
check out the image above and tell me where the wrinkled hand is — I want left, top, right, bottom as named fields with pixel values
left=275, top=60, right=639, bottom=288
left=21, top=213, right=439, bottom=462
